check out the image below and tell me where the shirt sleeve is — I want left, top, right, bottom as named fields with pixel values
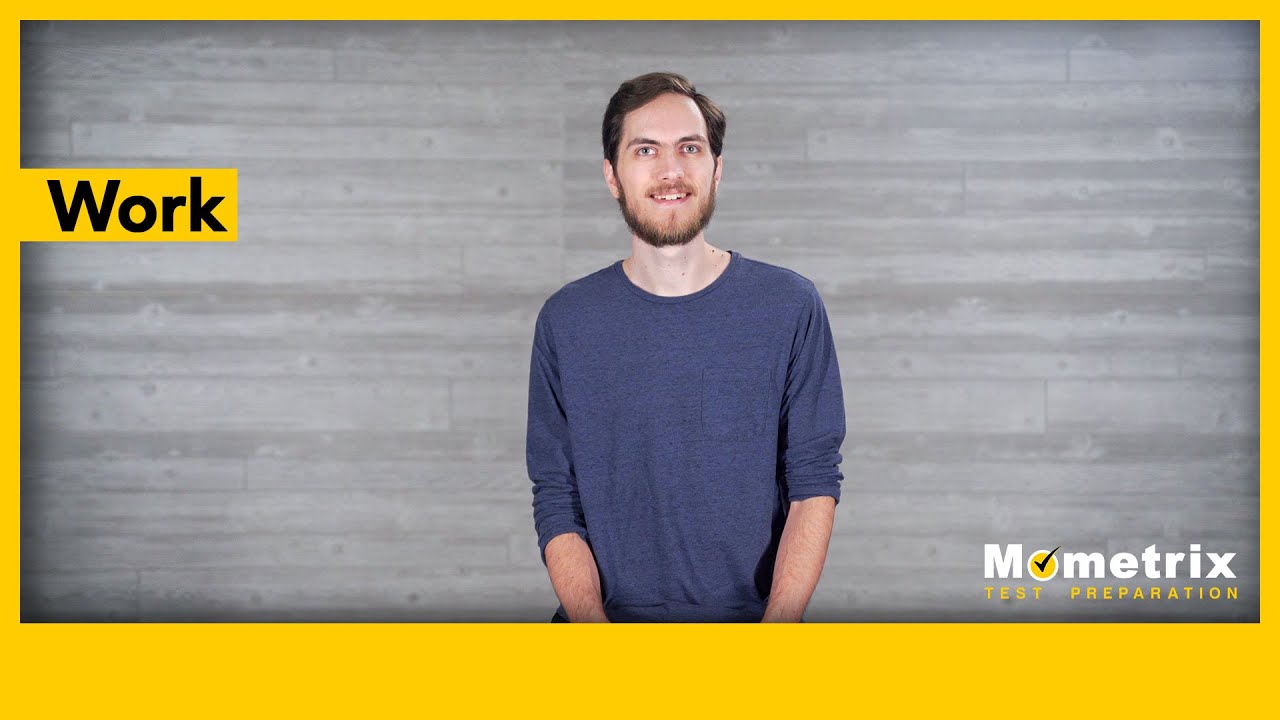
left=526, top=301, right=589, bottom=565
left=779, top=283, right=847, bottom=504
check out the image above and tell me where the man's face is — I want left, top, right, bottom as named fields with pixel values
left=604, top=93, right=722, bottom=248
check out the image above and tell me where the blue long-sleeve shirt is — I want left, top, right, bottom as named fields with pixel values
left=525, top=249, right=845, bottom=622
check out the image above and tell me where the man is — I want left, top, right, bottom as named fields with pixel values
left=526, top=72, right=846, bottom=623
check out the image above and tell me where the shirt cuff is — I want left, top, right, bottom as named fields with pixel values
left=784, top=474, right=842, bottom=505
left=537, top=527, right=590, bottom=566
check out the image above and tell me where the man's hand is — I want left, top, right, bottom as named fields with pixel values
left=544, top=532, right=611, bottom=623
left=761, top=495, right=836, bottom=623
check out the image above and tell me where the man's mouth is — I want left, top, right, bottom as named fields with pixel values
left=649, top=191, right=690, bottom=205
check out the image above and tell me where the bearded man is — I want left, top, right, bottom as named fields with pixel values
left=526, top=72, right=847, bottom=623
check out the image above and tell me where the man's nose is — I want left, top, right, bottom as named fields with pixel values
left=659, top=155, right=685, bottom=180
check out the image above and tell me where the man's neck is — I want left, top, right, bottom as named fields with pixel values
left=621, top=239, right=731, bottom=298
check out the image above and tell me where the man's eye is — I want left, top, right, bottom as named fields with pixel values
left=683, top=145, right=700, bottom=153
left=637, top=147, right=654, bottom=156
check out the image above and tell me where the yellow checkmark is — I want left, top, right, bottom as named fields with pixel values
left=1028, top=547, right=1060, bottom=581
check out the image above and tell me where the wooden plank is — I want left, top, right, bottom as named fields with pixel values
left=838, top=431, right=1256, bottom=464
left=842, top=379, right=1044, bottom=433
left=71, top=122, right=561, bottom=161
left=1070, top=47, right=1258, bottom=82
left=560, top=22, right=1255, bottom=56
left=839, top=350, right=1180, bottom=379
left=22, top=239, right=465, bottom=290
left=22, top=457, right=244, bottom=491
left=22, top=339, right=532, bottom=380
left=837, top=492, right=1257, bottom=539
left=810, top=126, right=1256, bottom=163
left=28, top=79, right=563, bottom=128
left=559, top=22, right=794, bottom=54
left=342, top=47, right=1065, bottom=85
left=462, top=244, right=566, bottom=295
left=554, top=49, right=1067, bottom=84
left=829, top=309, right=1256, bottom=352
left=247, top=458, right=530, bottom=493
left=1207, top=238, right=1258, bottom=292
left=22, top=429, right=530, bottom=464
left=822, top=288, right=1256, bottom=352
left=137, top=566, right=557, bottom=621
left=21, top=338, right=56, bottom=380
left=26, top=532, right=510, bottom=572
left=24, top=490, right=532, bottom=537
left=508, top=532, right=543, bottom=570
left=450, top=378, right=528, bottom=431
left=240, top=159, right=563, bottom=213
left=759, top=21, right=1256, bottom=53
left=19, top=121, right=69, bottom=157
left=22, top=40, right=335, bottom=82
left=328, top=22, right=571, bottom=51
left=236, top=211, right=562, bottom=248
left=1061, top=21, right=1256, bottom=49
left=721, top=162, right=966, bottom=219
left=841, top=459, right=1257, bottom=497
left=830, top=280, right=1220, bottom=311
left=590, top=21, right=1057, bottom=55
left=758, top=248, right=1206, bottom=287
left=719, top=82, right=1259, bottom=135
left=23, top=19, right=571, bottom=52
left=22, top=293, right=543, bottom=343
left=1047, top=380, right=1257, bottom=433
left=337, top=49, right=564, bottom=85
left=965, top=159, right=1257, bottom=216
left=23, top=377, right=452, bottom=432
left=1179, top=349, right=1258, bottom=378
left=20, top=569, right=138, bottom=621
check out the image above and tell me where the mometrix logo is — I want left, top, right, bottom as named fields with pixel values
left=984, top=543, right=1239, bottom=603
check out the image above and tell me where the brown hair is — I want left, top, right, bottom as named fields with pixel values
left=601, top=71, right=726, bottom=172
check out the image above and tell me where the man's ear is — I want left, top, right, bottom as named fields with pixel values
left=603, top=158, right=621, bottom=200
left=712, top=154, right=723, bottom=192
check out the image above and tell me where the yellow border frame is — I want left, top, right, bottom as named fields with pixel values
left=6, top=8, right=1270, bottom=714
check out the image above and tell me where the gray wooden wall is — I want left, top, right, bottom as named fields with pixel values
left=20, top=21, right=1258, bottom=621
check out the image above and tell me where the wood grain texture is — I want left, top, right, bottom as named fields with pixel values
left=24, top=378, right=453, bottom=432
left=20, top=20, right=1257, bottom=622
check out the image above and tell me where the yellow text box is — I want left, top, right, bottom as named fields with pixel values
left=15, top=168, right=237, bottom=242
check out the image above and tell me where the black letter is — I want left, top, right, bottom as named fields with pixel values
left=47, top=179, right=119, bottom=232
left=189, top=176, right=226, bottom=232
left=161, top=195, right=187, bottom=232
left=118, top=196, right=158, bottom=232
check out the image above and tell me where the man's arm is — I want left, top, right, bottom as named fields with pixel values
left=544, top=532, right=610, bottom=622
left=761, top=496, right=835, bottom=622
left=770, top=281, right=846, bottom=622
left=527, top=302, right=605, bottom=621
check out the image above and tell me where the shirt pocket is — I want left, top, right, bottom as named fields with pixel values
left=701, top=366, right=771, bottom=440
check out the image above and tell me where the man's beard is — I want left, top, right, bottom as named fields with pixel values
left=615, top=179, right=717, bottom=249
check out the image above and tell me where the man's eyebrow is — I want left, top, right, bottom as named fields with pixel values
left=625, top=134, right=709, bottom=149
